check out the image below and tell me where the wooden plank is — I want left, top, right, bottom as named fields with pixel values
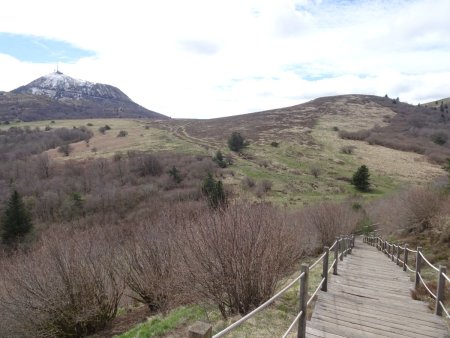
left=306, top=326, right=347, bottom=338
left=314, top=303, right=449, bottom=335
left=307, top=237, right=449, bottom=338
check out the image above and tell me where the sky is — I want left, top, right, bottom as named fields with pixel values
left=0, top=0, right=449, bottom=119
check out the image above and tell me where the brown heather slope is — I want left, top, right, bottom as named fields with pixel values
left=154, top=94, right=450, bottom=163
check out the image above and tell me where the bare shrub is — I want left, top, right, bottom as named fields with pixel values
left=367, top=194, right=408, bottom=237
left=403, top=187, right=442, bottom=233
left=57, top=144, right=72, bottom=157
left=132, top=154, right=163, bottom=177
left=302, top=202, right=361, bottom=247
left=241, top=176, right=255, bottom=189
left=338, top=129, right=371, bottom=140
left=340, top=145, right=356, bottom=154
left=34, top=153, right=52, bottom=179
left=254, top=180, right=272, bottom=198
left=120, top=221, right=180, bottom=313
left=0, top=228, right=123, bottom=337
left=179, top=202, right=302, bottom=317
left=310, top=165, right=321, bottom=178
left=260, top=179, right=273, bottom=192
left=117, top=130, right=128, bottom=137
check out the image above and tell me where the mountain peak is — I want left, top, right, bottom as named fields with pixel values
left=12, top=72, right=127, bottom=102
left=3, top=72, right=169, bottom=121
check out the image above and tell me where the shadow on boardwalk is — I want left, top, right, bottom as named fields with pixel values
left=307, top=237, right=449, bottom=338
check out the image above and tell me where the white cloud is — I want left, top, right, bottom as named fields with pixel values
left=0, top=0, right=449, bottom=118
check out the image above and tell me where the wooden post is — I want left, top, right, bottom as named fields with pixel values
left=349, top=236, right=353, bottom=254
left=322, top=246, right=329, bottom=291
left=352, top=235, right=355, bottom=248
left=297, top=264, right=309, bottom=338
left=403, top=244, right=408, bottom=272
left=188, top=322, right=212, bottom=338
left=435, top=266, right=447, bottom=316
left=339, top=237, right=344, bottom=262
left=415, top=247, right=422, bottom=290
left=344, top=237, right=348, bottom=258
left=333, top=237, right=339, bottom=275
left=391, top=244, right=395, bottom=262
left=396, top=245, right=400, bottom=266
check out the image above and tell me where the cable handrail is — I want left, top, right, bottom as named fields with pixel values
left=407, top=247, right=417, bottom=253
left=418, top=273, right=437, bottom=299
left=419, top=252, right=440, bottom=272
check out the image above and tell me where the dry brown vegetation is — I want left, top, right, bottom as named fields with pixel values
left=0, top=195, right=361, bottom=336
left=337, top=96, right=450, bottom=163
left=367, top=185, right=450, bottom=266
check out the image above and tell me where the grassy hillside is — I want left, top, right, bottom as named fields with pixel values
left=2, top=95, right=445, bottom=206
left=0, top=94, right=448, bottom=337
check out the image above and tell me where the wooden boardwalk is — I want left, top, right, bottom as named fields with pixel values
left=307, top=237, right=449, bottom=338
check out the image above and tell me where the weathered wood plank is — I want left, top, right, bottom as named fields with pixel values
left=307, top=236, right=449, bottom=338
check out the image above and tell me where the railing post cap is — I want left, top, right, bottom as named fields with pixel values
left=301, top=263, right=309, bottom=271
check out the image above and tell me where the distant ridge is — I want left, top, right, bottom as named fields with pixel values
left=0, top=72, right=168, bottom=121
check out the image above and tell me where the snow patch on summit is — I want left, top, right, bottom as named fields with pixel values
left=12, top=72, right=131, bottom=102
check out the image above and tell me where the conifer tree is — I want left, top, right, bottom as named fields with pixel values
left=1, top=190, right=33, bottom=245
left=352, top=165, right=371, bottom=192
left=202, top=173, right=226, bottom=209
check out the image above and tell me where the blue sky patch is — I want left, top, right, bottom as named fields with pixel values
left=0, top=33, right=95, bottom=63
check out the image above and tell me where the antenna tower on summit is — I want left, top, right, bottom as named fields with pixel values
left=55, top=63, right=62, bottom=74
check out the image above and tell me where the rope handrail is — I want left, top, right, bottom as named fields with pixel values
left=307, top=278, right=325, bottom=306
left=406, top=264, right=415, bottom=273
left=329, top=239, right=338, bottom=251
left=439, top=301, right=450, bottom=319
left=417, top=272, right=436, bottom=299
left=210, top=234, right=355, bottom=338
left=419, top=252, right=439, bottom=272
left=212, top=272, right=305, bottom=337
left=309, top=252, right=327, bottom=270
left=328, top=259, right=337, bottom=274
left=281, top=310, right=303, bottom=338
left=363, top=233, right=449, bottom=320
left=443, top=272, right=450, bottom=283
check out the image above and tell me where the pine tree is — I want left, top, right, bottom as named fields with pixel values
left=202, top=173, right=226, bottom=209
left=168, top=166, right=182, bottom=183
left=228, top=132, right=246, bottom=152
left=1, top=190, right=33, bottom=245
left=352, top=165, right=371, bottom=192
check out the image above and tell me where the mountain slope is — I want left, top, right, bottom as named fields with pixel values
left=0, top=72, right=168, bottom=121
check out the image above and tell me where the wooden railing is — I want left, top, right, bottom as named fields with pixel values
left=188, top=235, right=355, bottom=338
left=363, top=234, right=450, bottom=319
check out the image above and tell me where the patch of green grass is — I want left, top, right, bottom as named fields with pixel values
left=118, top=305, right=204, bottom=338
